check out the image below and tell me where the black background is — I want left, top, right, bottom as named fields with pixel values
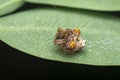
left=1, top=3, right=120, bottom=79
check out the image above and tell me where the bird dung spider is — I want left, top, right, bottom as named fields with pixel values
left=53, top=28, right=86, bottom=54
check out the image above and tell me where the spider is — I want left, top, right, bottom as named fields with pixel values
left=53, top=28, right=86, bottom=54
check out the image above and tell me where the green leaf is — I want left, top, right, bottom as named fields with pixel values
left=25, top=0, right=120, bottom=11
left=0, top=0, right=24, bottom=16
left=0, top=7, right=120, bottom=65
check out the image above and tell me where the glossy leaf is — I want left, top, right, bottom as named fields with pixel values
left=25, top=0, right=120, bottom=11
left=0, top=0, right=24, bottom=16
left=0, top=8, right=120, bottom=65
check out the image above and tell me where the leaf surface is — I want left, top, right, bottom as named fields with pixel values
left=0, top=0, right=24, bottom=16
left=26, top=0, right=120, bottom=11
left=0, top=8, right=120, bottom=65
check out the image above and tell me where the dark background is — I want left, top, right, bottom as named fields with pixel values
left=1, top=3, right=120, bottom=79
